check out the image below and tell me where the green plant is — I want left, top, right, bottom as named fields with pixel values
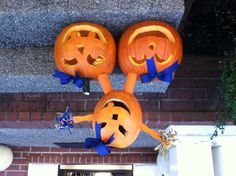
left=211, top=40, right=236, bottom=139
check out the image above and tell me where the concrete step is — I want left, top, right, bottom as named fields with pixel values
left=0, top=0, right=184, bottom=47
left=0, top=128, right=159, bottom=147
left=0, top=47, right=169, bottom=92
left=0, top=0, right=184, bottom=93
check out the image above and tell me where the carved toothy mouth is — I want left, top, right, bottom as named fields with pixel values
left=129, top=53, right=166, bottom=66
left=63, top=57, right=78, bottom=66
left=87, top=54, right=104, bottom=67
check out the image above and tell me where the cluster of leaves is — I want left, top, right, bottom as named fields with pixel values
left=218, top=53, right=236, bottom=125
left=183, top=0, right=236, bottom=56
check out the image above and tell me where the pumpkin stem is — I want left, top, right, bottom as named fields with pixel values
left=73, top=114, right=93, bottom=124
left=141, top=124, right=162, bottom=141
left=124, top=73, right=137, bottom=94
left=98, top=73, right=113, bottom=94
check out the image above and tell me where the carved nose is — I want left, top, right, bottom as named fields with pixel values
left=77, top=45, right=85, bottom=54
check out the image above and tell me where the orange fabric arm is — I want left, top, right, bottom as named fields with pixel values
left=98, top=73, right=113, bottom=94
left=124, top=73, right=137, bottom=94
left=72, top=114, right=93, bottom=124
left=141, top=124, right=162, bottom=141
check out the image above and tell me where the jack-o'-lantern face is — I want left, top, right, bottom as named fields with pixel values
left=93, top=91, right=142, bottom=148
left=54, top=22, right=116, bottom=79
left=118, top=21, right=182, bottom=75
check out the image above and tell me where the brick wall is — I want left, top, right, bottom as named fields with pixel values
left=0, top=56, right=221, bottom=128
left=0, top=56, right=221, bottom=175
left=0, top=147, right=157, bottom=176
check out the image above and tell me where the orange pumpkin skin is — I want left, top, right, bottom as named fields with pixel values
left=92, top=90, right=142, bottom=148
left=118, top=21, right=183, bottom=76
left=54, top=22, right=116, bottom=79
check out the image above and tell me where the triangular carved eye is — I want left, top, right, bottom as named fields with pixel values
left=101, top=122, right=107, bottom=128
left=77, top=45, right=85, bottom=54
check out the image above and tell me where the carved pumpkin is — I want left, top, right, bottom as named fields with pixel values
left=118, top=20, right=182, bottom=79
left=73, top=90, right=161, bottom=150
left=93, top=90, right=142, bottom=148
left=54, top=22, right=116, bottom=79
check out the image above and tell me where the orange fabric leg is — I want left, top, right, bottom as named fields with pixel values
left=141, top=124, right=162, bottom=141
left=98, top=73, right=113, bottom=94
left=124, top=73, right=137, bottom=94
left=73, top=114, right=93, bottom=124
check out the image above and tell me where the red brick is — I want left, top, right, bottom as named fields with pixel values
left=134, top=92, right=169, bottom=99
left=47, top=101, right=84, bottom=112
left=170, top=89, right=206, bottom=99
left=182, top=60, right=219, bottom=68
left=169, top=79, right=194, bottom=88
left=6, top=165, right=20, bottom=171
left=171, top=112, right=193, bottom=122
left=12, top=147, right=31, bottom=152
left=145, top=112, right=159, bottom=121
left=192, top=112, right=206, bottom=121
left=18, top=112, right=30, bottom=121
left=160, top=101, right=195, bottom=111
left=10, top=102, right=46, bottom=111
left=195, top=100, right=215, bottom=111
left=205, top=112, right=217, bottom=121
left=12, top=159, right=27, bottom=165
left=0, top=94, right=13, bottom=102
left=175, top=70, right=221, bottom=78
left=31, top=112, right=42, bottom=121
left=5, top=171, right=27, bottom=176
left=70, top=101, right=86, bottom=111
left=139, top=100, right=158, bottom=111
left=129, top=148, right=152, bottom=152
left=12, top=94, right=23, bottom=102
left=45, top=93, right=61, bottom=101
left=0, top=112, right=6, bottom=120
left=0, top=172, right=5, bottom=176
left=84, top=100, right=97, bottom=111
left=194, top=79, right=220, bottom=88
left=70, top=148, right=87, bottom=152
left=103, top=156, right=110, bottom=163
left=42, top=112, right=56, bottom=121
left=51, top=147, right=70, bottom=152
left=0, top=103, right=9, bottom=111
left=44, top=156, right=50, bottom=163
left=206, top=88, right=219, bottom=99
left=23, top=93, right=45, bottom=102
left=13, top=152, right=22, bottom=158
left=31, top=147, right=50, bottom=152
left=145, top=120, right=157, bottom=128
left=159, top=112, right=171, bottom=121
left=20, top=165, right=28, bottom=171
left=61, top=92, right=99, bottom=101
left=22, top=153, right=28, bottom=157
left=6, top=112, right=17, bottom=121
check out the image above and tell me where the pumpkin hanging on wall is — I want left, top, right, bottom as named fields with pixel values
left=118, top=21, right=183, bottom=93
left=54, top=22, right=116, bottom=91
left=70, top=77, right=163, bottom=156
